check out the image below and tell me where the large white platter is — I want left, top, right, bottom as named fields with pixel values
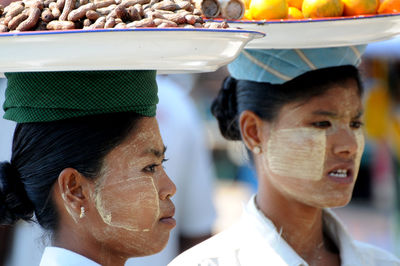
left=221, top=13, right=400, bottom=49
left=0, top=28, right=264, bottom=76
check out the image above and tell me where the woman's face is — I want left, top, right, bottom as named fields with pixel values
left=85, top=117, right=176, bottom=258
left=259, top=79, right=364, bottom=208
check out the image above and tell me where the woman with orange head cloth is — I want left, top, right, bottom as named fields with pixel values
left=0, top=70, right=176, bottom=266
left=169, top=47, right=400, bottom=265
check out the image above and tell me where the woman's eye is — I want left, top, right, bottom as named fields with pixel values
left=144, top=164, right=159, bottom=173
left=312, top=121, right=331, bottom=128
left=350, top=121, right=364, bottom=129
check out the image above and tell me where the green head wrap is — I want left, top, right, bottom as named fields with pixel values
left=3, top=70, right=158, bottom=123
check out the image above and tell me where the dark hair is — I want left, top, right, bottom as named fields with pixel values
left=0, top=112, right=141, bottom=230
left=211, top=65, right=363, bottom=141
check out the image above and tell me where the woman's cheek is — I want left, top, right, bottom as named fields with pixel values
left=95, top=176, right=160, bottom=232
left=264, top=127, right=326, bottom=181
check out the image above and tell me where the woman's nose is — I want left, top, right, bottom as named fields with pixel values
left=159, top=170, right=176, bottom=200
left=331, top=128, right=360, bottom=159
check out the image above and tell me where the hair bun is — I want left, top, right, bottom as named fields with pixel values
left=0, top=162, right=34, bottom=225
left=211, top=76, right=241, bottom=141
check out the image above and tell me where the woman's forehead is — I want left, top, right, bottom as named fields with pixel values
left=278, top=84, right=362, bottom=122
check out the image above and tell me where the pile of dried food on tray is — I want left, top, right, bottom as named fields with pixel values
left=0, top=0, right=228, bottom=32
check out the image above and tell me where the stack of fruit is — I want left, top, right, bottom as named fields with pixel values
left=243, top=0, right=400, bottom=20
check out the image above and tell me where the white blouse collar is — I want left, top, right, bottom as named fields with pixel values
left=39, top=247, right=101, bottom=266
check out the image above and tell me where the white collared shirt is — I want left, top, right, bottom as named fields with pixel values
left=169, top=195, right=400, bottom=266
left=39, top=247, right=101, bottom=266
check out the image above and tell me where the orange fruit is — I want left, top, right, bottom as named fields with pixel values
left=244, top=8, right=253, bottom=19
left=302, top=0, right=344, bottom=18
left=378, top=0, right=400, bottom=13
left=288, top=0, right=303, bottom=9
left=243, top=0, right=251, bottom=10
left=249, top=0, right=288, bottom=19
left=341, top=0, right=379, bottom=15
left=288, top=6, right=304, bottom=18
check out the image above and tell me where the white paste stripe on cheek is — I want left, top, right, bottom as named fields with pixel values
left=353, top=129, right=365, bottom=179
left=266, top=128, right=326, bottom=181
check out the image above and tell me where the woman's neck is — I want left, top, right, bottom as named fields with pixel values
left=256, top=179, right=340, bottom=266
left=53, top=222, right=127, bottom=266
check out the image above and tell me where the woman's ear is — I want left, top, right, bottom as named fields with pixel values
left=56, top=168, right=89, bottom=218
left=239, top=110, right=268, bottom=153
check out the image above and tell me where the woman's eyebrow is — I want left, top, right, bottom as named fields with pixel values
left=311, top=110, right=363, bottom=119
left=311, top=110, right=338, bottom=118
left=144, top=145, right=167, bottom=158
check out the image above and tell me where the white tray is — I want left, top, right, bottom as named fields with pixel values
left=221, top=13, right=400, bottom=49
left=0, top=28, right=264, bottom=76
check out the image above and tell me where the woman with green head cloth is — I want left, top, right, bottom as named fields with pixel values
left=0, top=70, right=176, bottom=266
left=169, top=47, right=400, bottom=266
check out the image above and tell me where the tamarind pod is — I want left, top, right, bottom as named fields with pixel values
left=115, top=0, right=122, bottom=4
left=157, top=21, right=177, bottom=27
left=151, top=1, right=178, bottom=11
left=154, top=9, right=174, bottom=14
left=16, top=7, right=40, bottom=31
left=59, top=0, right=74, bottom=21
left=56, top=0, right=65, bottom=9
left=162, top=12, right=186, bottom=24
left=8, top=12, right=28, bottom=30
left=68, top=3, right=95, bottom=21
left=127, top=6, right=141, bottom=21
left=179, top=23, right=195, bottom=28
left=121, top=0, right=150, bottom=8
left=192, top=8, right=201, bottom=15
left=194, top=22, right=203, bottom=27
left=176, top=1, right=193, bottom=11
left=114, top=4, right=129, bottom=20
left=149, top=0, right=159, bottom=5
left=43, top=0, right=56, bottom=7
left=114, top=21, right=127, bottom=28
left=94, top=0, right=115, bottom=8
left=4, top=3, right=25, bottom=19
left=83, top=18, right=91, bottom=26
left=35, top=20, right=47, bottom=30
left=46, top=20, right=75, bottom=29
left=143, top=10, right=163, bottom=19
left=0, top=5, right=4, bottom=16
left=50, top=6, right=61, bottom=18
left=153, top=18, right=176, bottom=26
left=126, top=17, right=154, bottom=27
left=133, top=3, right=143, bottom=16
left=0, top=24, right=8, bottom=32
left=203, top=21, right=226, bottom=28
left=184, top=14, right=196, bottom=24
left=4, top=1, right=23, bottom=15
left=194, top=14, right=203, bottom=23
left=96, top=4, right=116, bottom=15
left=91, top=16, right=106, bottom=28
left=24, top=0, right=44, bottom=10
left=104, top=16, right=115, bottom=27
left=79, top=0, right=88, bottom=5
left=86, top=9, right=100, bottom=20
left=114, top=17, right=122, bottom=23
left=41, top=8, right=54, bottom=21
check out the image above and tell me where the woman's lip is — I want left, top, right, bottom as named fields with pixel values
left=159, top=217, right=176, bottom=228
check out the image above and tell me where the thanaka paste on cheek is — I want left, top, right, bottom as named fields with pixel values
left=94, top=175, right=160, bottom=232
left=265, top=127, right=326, bottom=181
left=353, top=128, right=365, bottom=178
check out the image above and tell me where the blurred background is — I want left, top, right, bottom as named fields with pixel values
left=1, top=38, right=400, bottom=265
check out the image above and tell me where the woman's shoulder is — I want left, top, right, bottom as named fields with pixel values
left=353, top=240, right=400, bottom=265
left=168, top=222, right=245, bottom=266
